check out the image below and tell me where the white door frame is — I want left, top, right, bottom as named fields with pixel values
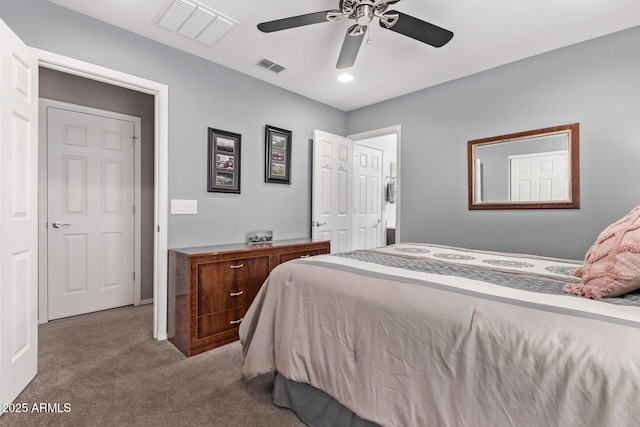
left=349, top=125, right=401, bottom=243
left=38, top=99, right=142, bottom=321
left=35, top=49, right=169, bottom=340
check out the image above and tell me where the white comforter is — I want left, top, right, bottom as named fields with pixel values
left=240, top=244, right=640, bottom=427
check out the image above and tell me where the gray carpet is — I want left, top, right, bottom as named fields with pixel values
left=0, top=305, right=304, bottom=427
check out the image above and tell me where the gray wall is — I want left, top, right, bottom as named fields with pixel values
left=347, top=25, right=640, bottom=260
left=3, top=0, right=639, bottom=264
left=1, top=0, right=346, bottom=252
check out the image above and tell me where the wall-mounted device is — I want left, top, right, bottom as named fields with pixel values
left=386, top=162, right=397, bottom=203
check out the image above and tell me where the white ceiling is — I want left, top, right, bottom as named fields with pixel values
left=46, top=0, right=640, bottom=111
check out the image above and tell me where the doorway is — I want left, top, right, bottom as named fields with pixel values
left=352, top=132, right=398, bottom=249
left=36, top=50, right=169, bottom=340
left=38, top=69, right=154, bottom=322
left=311, top=126, right=400, bottom=252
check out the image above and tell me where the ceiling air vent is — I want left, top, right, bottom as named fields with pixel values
left=257, top=57, right=287, bottom=74
left=155, top=0, right=236, bottom=47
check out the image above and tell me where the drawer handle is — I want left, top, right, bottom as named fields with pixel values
left=230, top=290, right=244, bottom=297
left=230, top=318, right=243, bottom=325
left=299, top=255, right=311, bottom=258
left=230, top=264, right=244, bottom=269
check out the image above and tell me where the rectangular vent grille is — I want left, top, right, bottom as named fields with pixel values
left=156, top=0, right=236, bottom=47
left=257, top=57, right=287, bottom=74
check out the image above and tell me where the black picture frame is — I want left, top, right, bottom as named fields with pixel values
left=207, top=127, right=241, bottom=193
left=264, top=125, right=292, bottom=184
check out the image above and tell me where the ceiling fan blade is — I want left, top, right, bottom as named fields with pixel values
left=257, top=11, right=333, bottom=33
left=336, top=26, right=366, bottom=69
left=380, top=11, right=453, bottom=47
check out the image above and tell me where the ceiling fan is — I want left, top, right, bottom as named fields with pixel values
left=257, top=0, right=454, bottom=69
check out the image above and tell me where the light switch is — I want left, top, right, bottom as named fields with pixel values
left=171, top=199, right=197, bottom=215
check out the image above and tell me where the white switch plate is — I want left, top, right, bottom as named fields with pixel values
left=171, top=199, right=197, bottom=215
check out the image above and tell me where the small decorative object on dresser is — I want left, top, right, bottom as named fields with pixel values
left=168, top=239, right=330, bottom=356
left=247, top=230, right=273, bottom=245
left=208, top=127, right=241, bottom=194
left=264, top=124, right=292, bottom=184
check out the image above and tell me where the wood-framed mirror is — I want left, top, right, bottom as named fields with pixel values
left=468, top=123, right=580, bottom=210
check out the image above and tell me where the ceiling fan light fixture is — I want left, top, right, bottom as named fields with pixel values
left=338, top=73, right=354, bottom=83
left=355, top=4, right=374, bottom=26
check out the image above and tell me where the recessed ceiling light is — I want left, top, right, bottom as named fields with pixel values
left=337, top=73, right=354, bottom=83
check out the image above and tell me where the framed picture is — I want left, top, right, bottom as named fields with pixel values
left=264, top=125, right=292, bottom=184
left=208, top=127, right=241, bottom=193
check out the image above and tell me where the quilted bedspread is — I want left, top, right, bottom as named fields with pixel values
left=240, top=244, right=640, bottom=427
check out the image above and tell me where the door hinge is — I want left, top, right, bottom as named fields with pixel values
left=133, top=271, right=136, bottom=281
left=133, top=205, right=136, bottom=215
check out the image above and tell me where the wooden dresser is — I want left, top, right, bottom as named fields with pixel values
left=168, top=239, right=330, bottom=356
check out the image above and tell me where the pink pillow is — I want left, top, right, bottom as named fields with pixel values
left=563, top=206, right=640, bottom=299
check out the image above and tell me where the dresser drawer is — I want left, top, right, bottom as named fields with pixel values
left=197, top=281, right=257, bottom=315
left=278, top=248, right=329, bottom=264
left=196, top=306, right=247, bottom=339
left=197, top=255, right=269, bottom=287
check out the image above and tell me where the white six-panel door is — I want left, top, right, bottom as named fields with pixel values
left=0, top=18, right=39, bottom=407
left=352, top=143, right=383, bottom=250
left=509, top=150, right=568, bottom=202
left=312, top=130, right=353, bottom=253
left=46, top=106, right=135, bottom=320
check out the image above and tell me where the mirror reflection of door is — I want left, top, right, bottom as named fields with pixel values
left=509, top=150, right=568, bottom=201
left=468, top=123, right=579, bottom=210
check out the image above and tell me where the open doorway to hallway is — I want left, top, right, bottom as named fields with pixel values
left=352, top=132, right=398, bottom=249
left=38, top=68, right=155, bottom=322
left=311, top=125, right=400, bottom=253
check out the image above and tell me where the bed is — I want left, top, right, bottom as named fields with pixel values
left=239, top=243, right=640, bottom=427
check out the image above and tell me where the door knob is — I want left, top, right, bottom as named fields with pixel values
left=51, top=221, right=71, bottom=229
left=313, top=221, right=327, bottom=227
